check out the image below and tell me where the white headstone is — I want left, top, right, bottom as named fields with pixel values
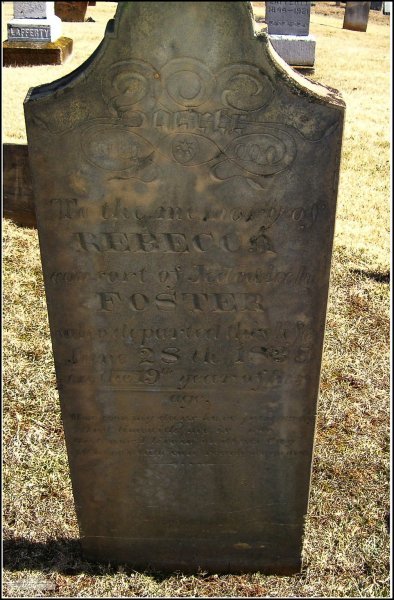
left=266, top=1, right=311, bottom=35
left=7, top=1, right=61, bottom=43
left=13, top=2, right=55, bottom=19
left=266, top=1, right=316, bottom=67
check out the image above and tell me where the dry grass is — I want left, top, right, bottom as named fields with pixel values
left=2, top=2, right=391, bottom=597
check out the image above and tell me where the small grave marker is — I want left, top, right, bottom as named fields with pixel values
left=343, top=1, right=371, bottom=31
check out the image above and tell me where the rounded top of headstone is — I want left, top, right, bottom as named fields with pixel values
left=111, top=2, right=256, bottom=69
left=25, top=1, right=345, bottom=112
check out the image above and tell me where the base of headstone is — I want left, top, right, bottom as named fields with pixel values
left=268, top=34, right=316, bottom=67
left=3, top=37, right=73, bottom=67
left=294, top=66, right=315, bottom=75
left=3, top=143, right=36, bottom=228
left=81, top=536, right=302, bottom=575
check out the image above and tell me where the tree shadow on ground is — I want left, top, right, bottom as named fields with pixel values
left=350, top=268, right=390, bottom=284
left=3, top=537, right=176, bottom=581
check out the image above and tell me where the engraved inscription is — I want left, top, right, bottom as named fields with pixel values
left=83, top=55, right=294, bottom=184
left=266, top=1, right=311, bottom=35
left=66, top=410, right=313, bottom=461
left=217, top=64, right=274, bottom=112
left=102, top=59, right=158, bottom=117
left=8, top=25, right=50, bottom=40
left=166, top=133, right=221, bottom=165
left=81, top=58, right=299, bottom=185
left=225, top=129, right=297, bottom=175
left=159, top=58, right=215, bottom=108
left=81, top=125, right=155, bottom=172
left=73, top=231, right=270, bottom=255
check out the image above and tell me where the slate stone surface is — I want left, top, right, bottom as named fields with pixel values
left=24, top=1, right=345, bottom=574
left=266, top=2, right=311, bottom=36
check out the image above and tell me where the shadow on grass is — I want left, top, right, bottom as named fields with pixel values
left=350, top=268, right=390, bottom=284
left=3, top=537, right=175, bottom=581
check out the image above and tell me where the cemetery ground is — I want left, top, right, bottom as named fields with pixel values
left=2, top=2, right=390, bottom=597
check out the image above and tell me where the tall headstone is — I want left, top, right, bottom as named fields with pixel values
left=3, top=1, right=72, bottom=66
left=383, top=2, right=391, bottom=14
left=266, top=2, right=316, bottom=67
left=343, top=2, right=371, bottom=31
left=24, top=2, right=345, bottom=574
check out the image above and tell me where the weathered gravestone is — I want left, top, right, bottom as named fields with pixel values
left=55, top=2, right=89, bottom=22
left=24, top=1, right=345, bottom=574
left=3, top=1, right=72, bottom=66
left=266, top=2, right=316, bottom=67
left=343, top=1, right=371, bottom=31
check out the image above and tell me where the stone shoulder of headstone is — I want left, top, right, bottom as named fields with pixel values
left=24, top=1, right=345, bottom=574
left=25, top=3, right=344, bottom=115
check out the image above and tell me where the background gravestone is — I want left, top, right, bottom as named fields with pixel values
left=24, top=1, right=345, bottom=574
left=266, top=2, right=316, bottom=67
left=343, top=1, right=371, bottom=31
left=55, top=2, right=89, bottom=22
left=8, top=1, right=61, bottom=41
left=3, top=1, right=72, bottom=66
left=266, top=1, right=311, bottom=35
